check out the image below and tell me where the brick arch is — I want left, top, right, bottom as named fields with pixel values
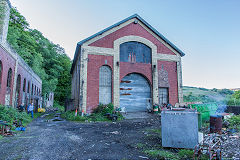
left=15, top=74, right=21, bottom=107
left=120, top=71, right=152, bottom=87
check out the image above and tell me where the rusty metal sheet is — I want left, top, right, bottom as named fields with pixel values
left=99, top=66, right=112, bottom=104
left=120, top=73, right=151, bottom=112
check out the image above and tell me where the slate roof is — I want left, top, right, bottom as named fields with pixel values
left=71, top=14, right=185, bottom=73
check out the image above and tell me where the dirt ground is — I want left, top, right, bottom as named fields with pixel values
left=0, top=113, right=161, bottom=160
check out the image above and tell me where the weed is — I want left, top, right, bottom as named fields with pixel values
left=135, top=143, right=146, bottom=149
left=178, top=149, right=194, bottom=159
left=147, top=128, right=161, bottom=135
left=0, top=135, right=3, bottom=140
left=144, top=150, right=179, bottom=160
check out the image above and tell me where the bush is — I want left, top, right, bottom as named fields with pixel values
left=53, top=102, right=65, bottom=112
left=93, top=103, right=114, bottom=115
left=0, top=105, right=32, bottom=127
left=226, top=115, right=240, bottom=130
left=61, top=103, right=123, bottom=122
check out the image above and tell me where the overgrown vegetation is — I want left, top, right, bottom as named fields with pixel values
left=7, top=8, right=72, bottom=105
left=226, top=115, right=240, bottom=131
left=144, top=150, right=179, bottom=160
left=61, top=103, right=124, bottom=122
left=137, top=128, right=208, bottom=160
left=226, top=90, right=240, bottom=106
left=0, top=105, right=40, bottom=127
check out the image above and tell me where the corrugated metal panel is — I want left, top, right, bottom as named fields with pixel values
left=120, top=74, right=151, bottom=112
left=99, top=66, right=112, bottom=104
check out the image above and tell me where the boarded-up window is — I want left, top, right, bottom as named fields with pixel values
left=159, top=88, right=169, bottom=105
left=99, top=65, right=112, bottom=105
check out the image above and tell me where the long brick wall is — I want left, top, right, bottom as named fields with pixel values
left=0, top=44, right=42, bottom=108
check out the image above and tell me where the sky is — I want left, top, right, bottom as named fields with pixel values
left=10, top=0, right=240, bottom=89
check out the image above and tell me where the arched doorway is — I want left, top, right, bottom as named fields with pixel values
left=5, top=68, right=12, bottom=106
left=120, top=73, right=152, bottom=112
left=15, top=74, right=21, bottom=107
left=99, top=65, right=112, bottom=105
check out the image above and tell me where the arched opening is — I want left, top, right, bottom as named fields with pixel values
left=99, top=65, right=112, bottom=105
left=6, top=68, right=12, bottom=88
left=120, top=73, right=152, bottom=112
left=23, top=78, right=26, bottom=92
left=22, top=78, right=26, bottom=106
left=5, top=68, right=12, bottom=106
left=27, top=81, right=30, bottom=93
left=31, top=84, right=34, bottom=95
left=15, top=74, right=21, bottom=107
left=120, top=41, right=152, bottom=64
left=0, top=60, right=2, bottom=90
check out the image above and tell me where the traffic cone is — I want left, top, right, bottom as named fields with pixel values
left=75, top=109, right=78, bottom=116
left=81, top=109, right=84, bottom=117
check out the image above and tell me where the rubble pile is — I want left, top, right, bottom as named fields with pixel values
left=221, top=132, right=240, bottom=159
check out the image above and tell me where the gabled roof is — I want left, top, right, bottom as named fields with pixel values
left=71, top=14, right=185, bottom=73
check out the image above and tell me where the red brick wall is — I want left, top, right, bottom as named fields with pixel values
left=89, top=22, right=175, bottom=55
left=85, top=22, right=180, bottom=112
left=0, top=46, right=16, bottom=105
left=158, top=61, right=179, bottom=105
left=86, top=54, right=113, bottom=113
left=120, top=62, right=152, bottom=86
left=0, top=46, right=42, bottom=107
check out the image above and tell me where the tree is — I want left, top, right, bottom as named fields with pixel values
left=7, top=8, right=72, bottom=105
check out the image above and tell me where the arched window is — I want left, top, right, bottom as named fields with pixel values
left=99, top=65, right=112, bottom=104
left=16, top=74, right=21, bottom=107
left=0, top=61, right=2, bottom=89
left=31, top=84, right=34, bottom=95
left=27, top=81, right=30, bottom=93
left=7, top=68, right=12, bottom=88
left=23, top=78, right=26, bottom=92
left=120, top=41, right=151, bottom=64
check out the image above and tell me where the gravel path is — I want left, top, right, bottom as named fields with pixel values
left=0, top=114, right=161, bottom=160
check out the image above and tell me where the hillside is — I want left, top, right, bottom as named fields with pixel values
left=7, top=8, right=72, bottom=105
left=183, top=86, right=234, bottom=104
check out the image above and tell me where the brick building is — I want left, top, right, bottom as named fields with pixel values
left=0, top=0, right=42, bottom=108
left=71, top=14, right=185, bottom=113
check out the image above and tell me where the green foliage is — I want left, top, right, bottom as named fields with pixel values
left=7, top=8, right=72, bottom=105
left=144, top=150, right=179, bottom=160
left=226, top=115, right=240, bottom=130
left=226, top=91, right=240, bottom=106
left=0, top=105, right=32, bottom=127
left=53, top=102, right=65, bottom=112
left=233, top=91, right=240, bottom=100
left=93, top=103, right=114, bottom=115
left=178, top=149, right=194, bottom=159
left=61, top=103, right=123, bottom=122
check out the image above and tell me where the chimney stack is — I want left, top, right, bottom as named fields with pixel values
left=0, top=0, right=11, bottom=45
